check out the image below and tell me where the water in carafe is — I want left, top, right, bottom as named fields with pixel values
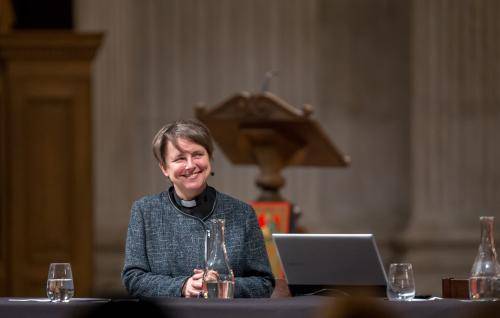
left=469, top=216, right=500, bottom=300
left=204, top=280, right=235, bottom=299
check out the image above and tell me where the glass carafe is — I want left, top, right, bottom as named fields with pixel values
left=203, top=219, right=234, bottom=299
left=469, top=216, right=500, bottom=300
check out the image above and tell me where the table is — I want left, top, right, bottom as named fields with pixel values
left=1, top=297, right=500, bottom=318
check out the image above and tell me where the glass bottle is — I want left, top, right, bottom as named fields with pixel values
left=469, top=216, right=500, bottom=300
left=203, top=219, right=234, bottom=299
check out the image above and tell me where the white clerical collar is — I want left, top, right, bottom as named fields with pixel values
left=180, top=199, right=197, bottom=208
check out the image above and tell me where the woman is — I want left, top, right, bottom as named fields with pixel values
left=122, top=119, right=275, bottom=298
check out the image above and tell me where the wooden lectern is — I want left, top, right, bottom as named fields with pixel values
left=195, top=91, right=350, bottom=201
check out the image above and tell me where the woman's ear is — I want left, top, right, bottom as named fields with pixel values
left=159, top=162, right=169, bottom=178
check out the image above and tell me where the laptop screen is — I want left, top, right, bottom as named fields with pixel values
left=272, top=234, right=387, bottom=296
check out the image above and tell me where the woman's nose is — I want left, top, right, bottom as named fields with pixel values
left=185, top=157, right=194, bottom=168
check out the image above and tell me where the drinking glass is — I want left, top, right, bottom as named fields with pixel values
left=387, top=263, right=416, bottom=301
left=46, top=263, right=75, bottom=302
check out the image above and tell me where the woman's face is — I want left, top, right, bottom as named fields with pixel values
left=160, top=137, right=212, bottom=200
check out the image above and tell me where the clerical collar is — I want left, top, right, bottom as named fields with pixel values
left=172, top=187, right=208, bottom=208
left=180, top=198, right=196, bottom=208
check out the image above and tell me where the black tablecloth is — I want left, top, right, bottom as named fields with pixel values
left=1, top=297, right=500, bottom=318
left=0, top=298, right=109, bottom=318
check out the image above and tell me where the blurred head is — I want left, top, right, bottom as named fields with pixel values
left=152, top=119, right=214, bottom=199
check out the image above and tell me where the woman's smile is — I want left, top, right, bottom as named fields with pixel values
left=182, top=171, right=202, bottom=179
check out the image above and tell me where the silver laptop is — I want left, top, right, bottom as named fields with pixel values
left=272, top=233, right=387, bottom=297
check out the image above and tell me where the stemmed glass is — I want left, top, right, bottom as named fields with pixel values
left=46, top=263, right=75, bottom=302
left=386, top=263, right=416, bottom=301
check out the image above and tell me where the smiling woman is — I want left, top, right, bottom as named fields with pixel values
left=122, top=119, right=275, bottom=298
left=159, top=137, right=212, bottom=201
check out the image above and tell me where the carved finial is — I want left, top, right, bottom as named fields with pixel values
left=343, top=155, right=352, bottom=164
left=302, top=104, right=314, bottom=117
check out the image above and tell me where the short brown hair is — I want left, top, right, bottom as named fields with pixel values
left=152, top=119, right=214, bottom=167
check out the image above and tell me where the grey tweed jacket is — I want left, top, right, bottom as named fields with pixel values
left=122, top=188, right=275, bottom=298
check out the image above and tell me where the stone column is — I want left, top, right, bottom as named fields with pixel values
left=407, top=0, right=500, bottom=295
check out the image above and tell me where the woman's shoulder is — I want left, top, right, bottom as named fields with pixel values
left=131, top=191, right=170, bottom=211
left=215, top=189, right=254, bottom=213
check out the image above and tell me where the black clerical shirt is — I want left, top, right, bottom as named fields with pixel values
left=168, top=185, right=216, bottom=220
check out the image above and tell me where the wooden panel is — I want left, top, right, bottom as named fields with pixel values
left=0, top=56, right=7, bottom=296
left=0, top=32, right=100, bottom=297
left=8, top=74, right=92, bottom=296
left=25, top=98, right=73, bottom=263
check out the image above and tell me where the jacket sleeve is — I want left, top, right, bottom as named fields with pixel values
left=234, top=207, right=275, bottom=297
left=121, top=201, right=188, bottom=297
